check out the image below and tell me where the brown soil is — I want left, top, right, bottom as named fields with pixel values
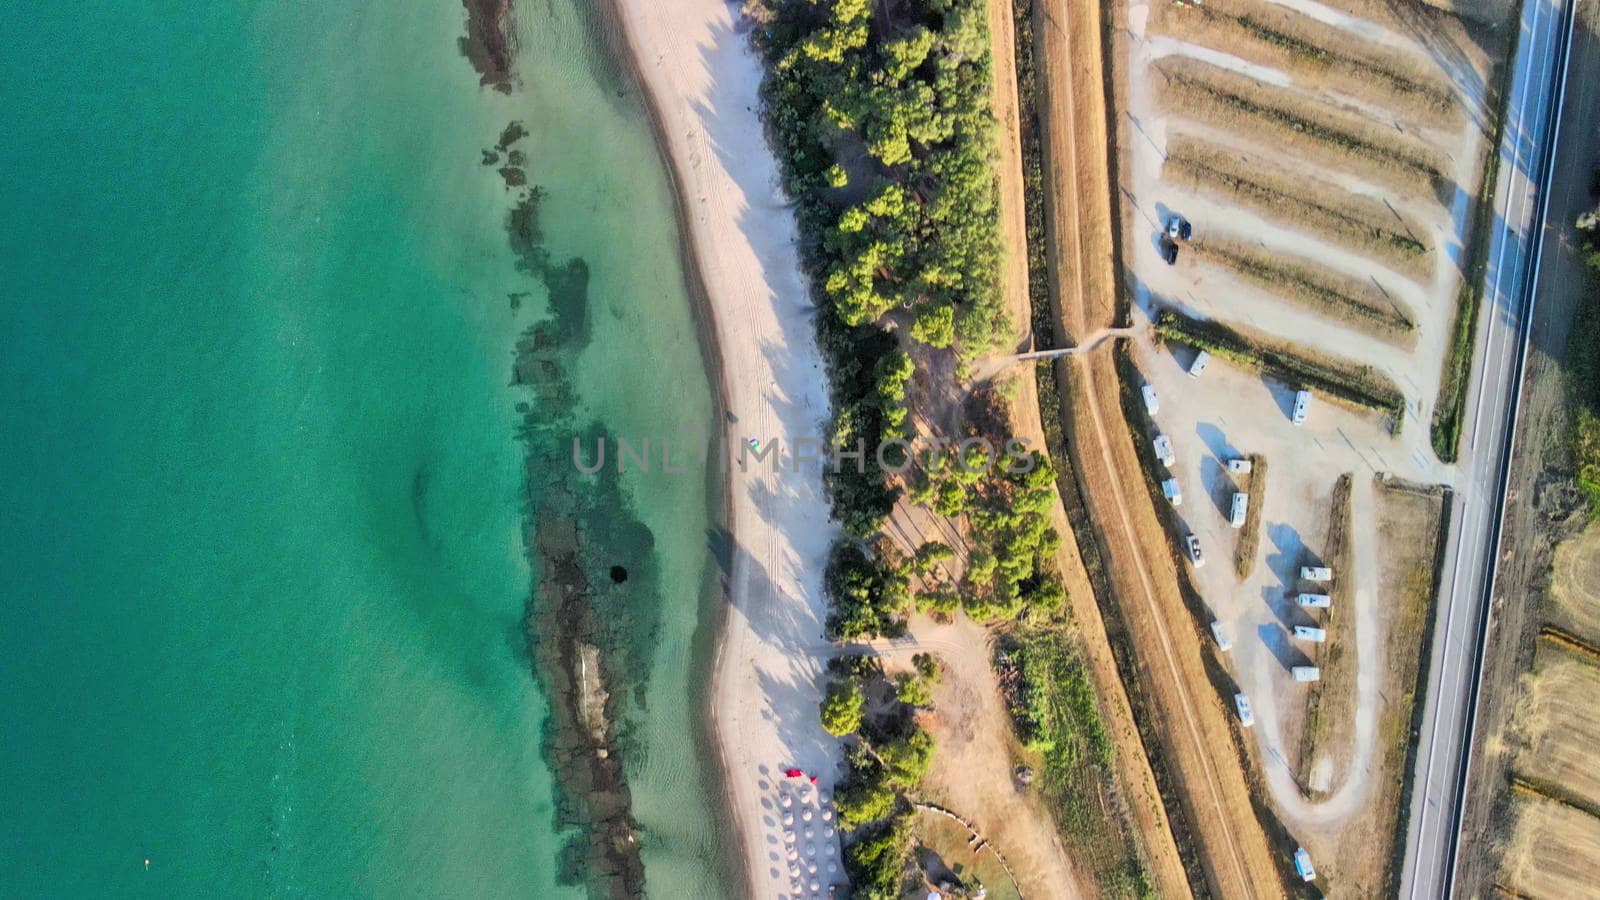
left=1038, top=0, right=1284, bottom=892
left=1544, top=524, right=1600, bottom=644
left=1497, top=794, right=1600, bottom=897
left=1510, top=643, right=1600, bottom=808
left=888, top=616, right=1088, bottom=896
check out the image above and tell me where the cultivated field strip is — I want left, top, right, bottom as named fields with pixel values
left=1155, top=56, right=1448, bottom=197
left=1515, top=651, right=1600, bottom=809
left=1150, top=0, right=1459, bottom=124
left=1499, top=794, right=1600, bottom=899
left=1163, top=137, right=1434, bottom=276
left=1192, top=237, right=1417, bottom=341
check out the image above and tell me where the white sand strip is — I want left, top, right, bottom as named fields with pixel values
left=608, top=2, right=845, bottom=896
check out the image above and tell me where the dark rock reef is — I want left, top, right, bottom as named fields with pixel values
left=458, top=0, right=516, bottom=93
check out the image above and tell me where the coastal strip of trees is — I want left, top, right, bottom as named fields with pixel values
left=742, top=0, right=1070, bottom=894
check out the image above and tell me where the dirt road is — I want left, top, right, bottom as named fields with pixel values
left=1031, top=0, right=1285, bottom=894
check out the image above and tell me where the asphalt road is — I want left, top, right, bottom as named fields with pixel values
left=1399, top=0, right=1580, bottom=894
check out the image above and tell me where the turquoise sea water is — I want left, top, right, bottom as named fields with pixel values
left=0, top=2, right=727, bottom=896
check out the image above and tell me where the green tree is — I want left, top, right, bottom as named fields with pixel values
left=835, top=774, right=897, bottom=829
left=910, top=304, right=956, bottom=347
left=878, top=726, right=934, bottom=786
left=820, top=678, right=866, bottom=736
left=894, top=671, right=932, bottom=707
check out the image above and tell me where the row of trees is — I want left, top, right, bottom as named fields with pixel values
left=748, top=0, right=1013, bottom=538
left=818, top=654, right=943, bottom=899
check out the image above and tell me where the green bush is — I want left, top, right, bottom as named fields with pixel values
left=821, top=678, right=866, bottom=736
left=893, top=671, right=933, bottom=707
left=825, top=541, right=911, bottom=639
left=878, top=726, right=935, bottom=786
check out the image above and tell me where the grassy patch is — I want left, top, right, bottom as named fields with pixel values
left=1153, top=308, right=1407, bottom=426
left=1233, top=454, right=1268, bottom=579
left=1195, top=239, right=1415, bottom=340
left=1165, top=138, right=1431, bottom=276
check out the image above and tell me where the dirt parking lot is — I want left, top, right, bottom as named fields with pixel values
left=1106, top=0, right=1511, bottom=887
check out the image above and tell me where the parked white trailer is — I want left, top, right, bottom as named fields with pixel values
left=1294, top=848, right=1316, bottom=882
left=1187, top=350, right=1210, bottom=378
left=1292, top=666, right=1321, bottom=682
left=1234, top=693, right=1255, bottom=727
left=1230, top=492, right=1248, bottom=528
left=1301, top=566, right=1333, bottom=582
left=1297, top=593, right=1332, bottom=609
left=1142, top=384, right=1159, bottom=415
left=1162, top=478, right=1183, bottom=507
left=1226, top=457, right=1253, bottom=474
left=1292, top=389, right=1312, bottom=426
left=1211, top=620, right=1232, bottom=651
left=1293, top=625, right=1327, bottom=642
left=1153, top=434, right=1176, bottom=467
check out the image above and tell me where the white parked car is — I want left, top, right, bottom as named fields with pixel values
left=1142, top=383, right=1159, bottom=415
left=1187, top=350, right=1210, bottom=378
left=1163, top=478, right=1183, bottom=507
left=1292, top=666, right=1321, bottom=682
left=1229, top=492, right=1248, bottom=528
left=1186, top=534, right=1205, bottom=567
left=1294, top=847, right=1316, bottom=882
left=1292, top=389, right=1312, bottom=426
left=1301, top=566, right=1333, bottom=582
left=1153, top=434, right=1176, bottom=467
left=1226, top=457, right=1253, bottom=475
left=1211, top=620, right=1232, bottom=651
left=1297, top=593, right=1332, bottom=609
left=1235, top=693, right=1255, bottom=727
left=1293, top=625, right=1327, bottom=642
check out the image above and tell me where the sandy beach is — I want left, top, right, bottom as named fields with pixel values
left=608, top=1, right=846, bottom=895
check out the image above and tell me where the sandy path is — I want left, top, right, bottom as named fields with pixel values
left=608, top=3, right=844, bottom=896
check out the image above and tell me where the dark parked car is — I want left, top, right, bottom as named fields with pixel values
left=1161, top=239, right=1179, bottom=265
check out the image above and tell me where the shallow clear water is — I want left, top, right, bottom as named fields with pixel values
left=0, top=2, right=728, bottom=895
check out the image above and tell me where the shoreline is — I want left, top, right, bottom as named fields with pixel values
left=590, top=3, right=746, bottom=891
left=588, top=2, right=747, bottom=892
left=604, top=1, right=846, bottom=896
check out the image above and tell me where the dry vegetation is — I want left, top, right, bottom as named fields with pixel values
left=1150, top=0, right=1458, bottom=124
left=1492, top=522, right=1600, bottom=892
left=1368, top=479, right=1446, bottom=896
left=1498, top=793, right=1600, bottom=898
left=1544, top=523, right=1600, bottom=645
left=1193, top=239, right=1415, bottom=341
left=1155, top=58, right=1448, bottom=199
left=1295, top=474, right=1353, bottom=787
left=1512, top=648, right=1600, bottom=810
left=1232, top=454, right=1267, bottom=579
left=1163, top=138, right=1433, bottom=276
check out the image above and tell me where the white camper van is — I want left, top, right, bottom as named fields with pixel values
left=1230, top=492, right=1248, bottom=528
